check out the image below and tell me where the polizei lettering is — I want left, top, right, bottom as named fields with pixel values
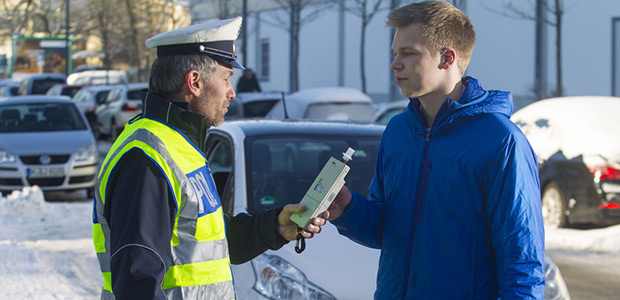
left=187, top=166, right=221, bottom=216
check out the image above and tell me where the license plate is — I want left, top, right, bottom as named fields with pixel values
left=27, top=167, right=65, bottom=178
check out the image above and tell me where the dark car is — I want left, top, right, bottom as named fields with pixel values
left=0, top=80, right=20, bottom=97
left=512, top=96, right=620, bottom=228
left=18, top=73, right=67, bottom=95
left=225, top=91, right=283, bottom=120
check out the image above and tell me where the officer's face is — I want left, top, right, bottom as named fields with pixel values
left=192, top=64, right=236, bottom=127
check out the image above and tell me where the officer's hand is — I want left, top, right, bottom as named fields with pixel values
left=277, top=204, right=328, bottom=241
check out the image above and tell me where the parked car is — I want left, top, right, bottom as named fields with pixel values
left=0, top=96, right=98, bottom=197
left=67, top=70, right=127, bottom=85
left=206, top=119, right=383, bottom=299
left=511, top=96, right=620, bottom=228
left=265, top=86, right=376, bottom=121
left=225, top=91, right=283, bottom=120
left=372, top=99, right=409, bottom=124
left=18, top=73, right=67, bottom=95
left=95, top=82, right=147, bottom=140
left=45, top=83, right=86, bottom=98
left=205, top=118, right=570, bottom=299
left=545, top=254, right=571, bottom=300
left=0, top=80, right=20, bottom=97
left=71, top=84, right=117, bottom=132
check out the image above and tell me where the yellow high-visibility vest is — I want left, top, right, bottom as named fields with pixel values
left=92, top=117, right=234, bottom=299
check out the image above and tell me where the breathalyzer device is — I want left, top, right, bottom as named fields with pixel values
left=290, top=147, right=355, bottom=229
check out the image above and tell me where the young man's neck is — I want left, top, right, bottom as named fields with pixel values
left=418, top=79, right=464, bottom=128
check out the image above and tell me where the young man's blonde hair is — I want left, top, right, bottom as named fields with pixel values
left=387, top=1, right=475, bottom=76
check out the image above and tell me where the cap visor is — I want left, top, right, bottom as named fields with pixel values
left=228, top=60, right=245, bottom=70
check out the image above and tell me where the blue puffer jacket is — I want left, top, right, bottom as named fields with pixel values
left=332, top=77, right=545, bottom=299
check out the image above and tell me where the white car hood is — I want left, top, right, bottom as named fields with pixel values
left=0, top=131, right=94, bottom=155
left=268, top=224, right=380, bottom=299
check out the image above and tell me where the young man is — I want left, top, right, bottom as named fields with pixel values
left=92, top=17, right=326, bottom=299
left=328, top=2, right=545, bottom=299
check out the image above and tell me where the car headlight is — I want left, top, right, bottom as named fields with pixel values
left=251, top=253, right=336, bottom=300
left=74, top=144, right=97, bottom=163
left=545, top=255, right=571, bottom=300
left=0, top=149, right=16, bottom=164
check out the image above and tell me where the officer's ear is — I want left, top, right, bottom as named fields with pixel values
left=186, top=70, right=203, bottom=97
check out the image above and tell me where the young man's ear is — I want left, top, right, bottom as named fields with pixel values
left=186, top=70, right=202, bottom=97
left=439, top=49, right=456, bottom=70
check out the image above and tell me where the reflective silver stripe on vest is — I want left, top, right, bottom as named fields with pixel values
left=96, top=252, right=110, bottom=273
left=164, top=281, right=235, bottom=300
left=100, top=288, right=114, bottom=300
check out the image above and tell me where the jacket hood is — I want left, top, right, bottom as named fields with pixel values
left=408, top=77, right=514, bottom=134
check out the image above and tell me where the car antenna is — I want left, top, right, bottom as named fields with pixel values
left=281, top=91, right=289, bottom=119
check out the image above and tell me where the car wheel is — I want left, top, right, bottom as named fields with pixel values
left=542, top=182, right=567, bottom=228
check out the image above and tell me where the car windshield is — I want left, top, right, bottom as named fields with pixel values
left=304, top=102, right=376, bottom=121
left=244, top=134, right=380, bottom=213
left=0, top=102, right=87, bottom=133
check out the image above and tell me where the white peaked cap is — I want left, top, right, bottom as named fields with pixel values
left=145, top=17, right=244, bottom=69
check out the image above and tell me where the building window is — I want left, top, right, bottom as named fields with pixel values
left=260, top=38, right=270, bottom=81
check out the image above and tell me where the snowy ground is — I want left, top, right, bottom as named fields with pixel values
left=1, top=187, right=620, bottom=299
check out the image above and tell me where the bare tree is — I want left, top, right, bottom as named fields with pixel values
left=266, top=0, right=334, bottom=92
left=336, top=0, right=389, bottom=93
left=482, top=0, right=566, bottom=97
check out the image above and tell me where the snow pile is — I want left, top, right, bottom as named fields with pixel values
left=0, top=186, right=45, bottom=212
left=546, top=225, right=620, bottom=254
left=0, top=187, right=102, bottom=298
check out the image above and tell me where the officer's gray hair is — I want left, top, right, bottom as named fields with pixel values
left=149, top=54, right=218, bottom=99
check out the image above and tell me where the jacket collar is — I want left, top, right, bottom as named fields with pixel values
left=407, top=76, right=513, bottom=133
left=140, top=92, right=208, bottom=152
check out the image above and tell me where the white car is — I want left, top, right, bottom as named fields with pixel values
left=72, top=84, right=118, bottom=129
left=372, top=99, right=409, bottom=125
left=95, top=82, right=148, bottom=140
left=205, top=119, right=570, bottom=299
left=206, top=119, right=384, bottom=299
left=265, top=86, right=376, bottom=121
left=0, top=96, right=98, bottom=197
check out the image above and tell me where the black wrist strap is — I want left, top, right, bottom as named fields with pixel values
left=295, top=227, right=306, bottom=253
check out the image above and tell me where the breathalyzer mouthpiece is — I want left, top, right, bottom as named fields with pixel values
left=342, top=147, right=355, bottom=163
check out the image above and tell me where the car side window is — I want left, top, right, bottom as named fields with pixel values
left=105, top=89, right=121, bottom=104
left=206, top=137, right=234, bottom=215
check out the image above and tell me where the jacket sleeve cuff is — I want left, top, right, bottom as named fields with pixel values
left=258, top=207, right=289, bottom=249
left=330, top=190, right=364, bottom=226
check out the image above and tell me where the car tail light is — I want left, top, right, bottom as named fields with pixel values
left=601, top=203, right=620, bottom=209
left=588, top=166, right=620, bottom=181
left=121, top=103, right=138, bottom=112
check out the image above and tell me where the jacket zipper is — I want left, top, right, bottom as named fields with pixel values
left=402, top=127, right=433, bottom=298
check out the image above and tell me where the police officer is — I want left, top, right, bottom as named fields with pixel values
left=92, top=17, right=326, bottom=299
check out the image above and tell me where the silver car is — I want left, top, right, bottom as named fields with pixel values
left=205, top=119, right=570, bottom=299
left=95, top=82, right=148, bottom=140
left=265, top=87, right=376, bottom=121
left=0, top=96, right=98, bottom=198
